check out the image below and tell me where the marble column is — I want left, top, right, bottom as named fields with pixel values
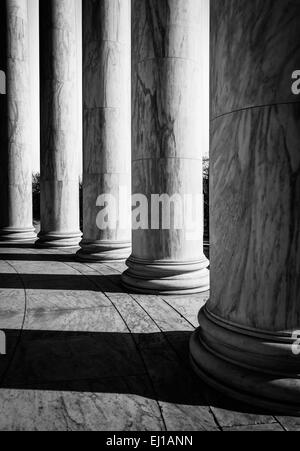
left=0, top=0, right=36, bottom=243
left=36, top=0, right=82, bottom=248
left=77, top=0, right=131, bottom=262
left=191, top=0, right=300, bottom=414
left=121, top=0, right=210, bottom=294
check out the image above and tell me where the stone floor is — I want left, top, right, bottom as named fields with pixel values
left=0, top=246, right=298, bottom=431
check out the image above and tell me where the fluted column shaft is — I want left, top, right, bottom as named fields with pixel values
left=77, top=0, right=131, bottom=262
left=37, top=0, right=82, bottom=248
left=0, top=0, right=36, bottom=243
left=191, top=0, right=300, bottom=414
left=122, top=0, right=209, bottom=295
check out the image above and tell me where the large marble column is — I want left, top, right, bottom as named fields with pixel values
left=36, top=0, right=82, bottom=248
left=0, top=0, right=36, bottom=243
left=191, top=0, right=300, bottom=414
left=77, top=0, right=131, bottom=262
left=122, top=0, right=210, bottom=294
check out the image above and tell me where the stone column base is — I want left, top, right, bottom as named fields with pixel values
left=0, top=227, right=37, bottom=244
left=190, top=306, right=300, bottom=416
left=122, top=256, right=210, bottom=295
left=35, top=231, right=82, bottom=248
left=76, top=240, right=131, bottom=262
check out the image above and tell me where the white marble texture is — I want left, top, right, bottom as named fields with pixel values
left=191, top=0, right=300, bottom=415
left=122, top=0, right=209, bottom=294
left=211, top=0, right=300, bottom=119
left=36, top=0, right=82, bottom=248
left=209, top=105, right=300, bottom=333
left=77, top=0, right=131, bottom=262
left=0, top=0, right=36, bottom=243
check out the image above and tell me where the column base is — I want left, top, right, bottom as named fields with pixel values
left=76, top=240, right=131, bottom=262
left=35, top=231, right=82, bottom=248
left=0, top=227, right=37, bottom=244
left=122, top=256, right=210, bottom=295
left=190, top=306, right=300, bottom=416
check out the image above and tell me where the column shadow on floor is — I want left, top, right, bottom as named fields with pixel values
left=0, top=253, right=77, bottom=262
left=0, top=328, right=274, bottom=415
left=0, top=245, right=38, bottom=250
left=0, top=254, right=272, bottom=415
left=0, top=329, right=207, bottom=406
left=0, top=273, right=123, bottom=293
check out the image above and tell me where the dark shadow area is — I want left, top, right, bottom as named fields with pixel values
left=0, top=244, right=37, bottom=249
left=0, top=328, right=274, bottom=415
left=0, top=248, right=210, bottom=265
left=201, top=384, right=278, bottom=417
left=0, top=329, right=23, bottom=389
left=32, top=175, right=40, bottom=221
left=0, top=253, right=77, bottom=263
left=1, top=329, right=207, bottom=406
left=204, top=244, right=210, bottom=260
left=0, top=273, right=123, bottom=292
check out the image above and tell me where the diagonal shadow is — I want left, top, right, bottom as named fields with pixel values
left=0, top=273, right=123, bottom=292
left=0, top=244, right=37, bottom=249
left=0, top=253, right=272, bottom=415
left=0, top=329, right=209, bottom=407
left=0, top=329, right=275, bottom=415
left=0, top=254, right=77, bottom=263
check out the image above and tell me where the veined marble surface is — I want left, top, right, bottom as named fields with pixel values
left=123, top=0, right=209, bottom=293
left=0, top=0, right=35, bottom=241
left=132, top=0, right=208, bottom=62
left=208, top=0, right=300, bottom=333
left=38, top=0, right=81, bottom=247
left=209, top=103, right=300, bottom=333
left=79, top=0, right=131, bottom=260
left=190, top=0, right=300, bottom=414
left=211, top=0, right=300, bottom=118
left=132, top=158, right=204, bottom=262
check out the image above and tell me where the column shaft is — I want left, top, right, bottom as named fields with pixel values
left=122, top=0, right=210, bottom=294
left=0, top=0, right=36, bottom=243
left=191, top=0, right=300, bottom=414
left=37, top=0, right=82, bottom=248
left=77, top=0, right=131, bottom=262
